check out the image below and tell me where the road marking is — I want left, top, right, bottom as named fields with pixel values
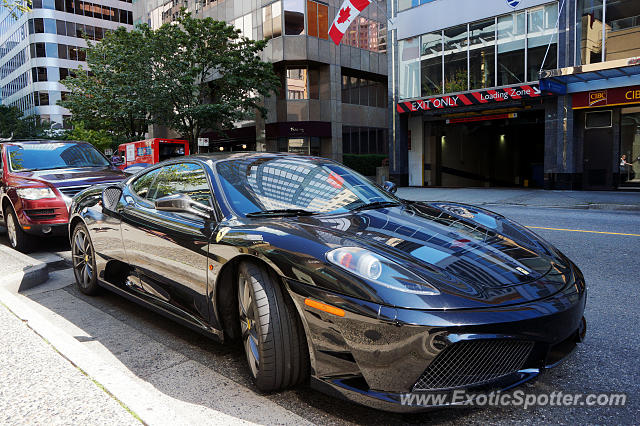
left=527, top=226, right=640, bottom=237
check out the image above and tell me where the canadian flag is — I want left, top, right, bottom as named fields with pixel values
left=329, top=0, right=372, bottom=45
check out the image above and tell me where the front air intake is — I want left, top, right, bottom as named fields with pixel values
left=413, top=339, right=534, bottom=391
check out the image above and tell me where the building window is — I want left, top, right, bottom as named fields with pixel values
left=420, top=32, right=442, bottom=96
left=342, top=17, right=386, bottom=53
left=528, top=3, right=558, bottom=81
left=443, top=25, right=468, bottom=93
left=342, top=126, right=388, bottom=155
left=32, top=67, right=48, bottom=82
left=307, top=0, right=328, bottom=39
left=399, top=37, right=420, bottom=99
left=497, top=11, right=526, bottom=86
left=469, top=19, right=496, bottom=89
left=286, top=68, right=308, bottom=99
left=341, top=72, right=387, bottom=107
left=234, top=13, right=253, bottom=40
left=283, top=0, right=305, bottom=35
left=262, top=1, right=283, bottom=40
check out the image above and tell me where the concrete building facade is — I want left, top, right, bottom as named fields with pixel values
left=389, top=0, right=640, bottom=190
left=0, top=0, right=134, bottom=126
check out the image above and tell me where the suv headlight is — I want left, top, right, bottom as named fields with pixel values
left=16, top=187, right=56, bottom=200
left=326, top=247, right=440, bottom=295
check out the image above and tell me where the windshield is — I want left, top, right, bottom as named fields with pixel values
left=215, top=156, right=398, bottom=216
left=7, top=142, right=110, bottom=172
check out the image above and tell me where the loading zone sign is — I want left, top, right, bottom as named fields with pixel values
left=397, top=84, right=547, bottom=114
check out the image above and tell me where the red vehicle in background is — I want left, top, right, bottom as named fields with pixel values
left=115, top=138, right=189, bottom=174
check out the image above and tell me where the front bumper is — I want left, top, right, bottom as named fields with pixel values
left=286, top=274, right=587, bottom=412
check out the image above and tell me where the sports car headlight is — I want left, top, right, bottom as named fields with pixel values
left=16, top=187, right=56, bottom=200
left=326, top=247, right=440, bottom=295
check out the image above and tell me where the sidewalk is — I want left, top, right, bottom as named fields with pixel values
left=0, top=302, right=139, bottom=426
left=396, top=187, right=640, bottom=211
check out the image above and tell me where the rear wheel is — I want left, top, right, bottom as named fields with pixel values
left=237, top=261, right=309, bottom=391
left=5, top=205, right=34, bottom=253
left=71, top=223, right=100, bottom=295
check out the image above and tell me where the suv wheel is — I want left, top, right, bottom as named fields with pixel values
left=5, top=205, right=33, bottom=253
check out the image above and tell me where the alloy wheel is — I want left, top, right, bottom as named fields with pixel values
left=238, top=276, right=260, bottom=377
left=6, top=212, right=17, bottom=248
left=72, top=228, right=94, bottom=289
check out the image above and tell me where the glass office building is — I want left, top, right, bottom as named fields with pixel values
left=390, top=0, right=640, bottom=190
left=134, top=0, right=389, bottom=162
left=0, top=0, right=133, bottom=127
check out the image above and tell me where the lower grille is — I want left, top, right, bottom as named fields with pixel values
left=413, top=339, right=534, bottom=391
left=24, top=209, right=58, bottom=220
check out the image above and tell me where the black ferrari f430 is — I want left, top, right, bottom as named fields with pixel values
left=69, top=152, right=586, bottom=412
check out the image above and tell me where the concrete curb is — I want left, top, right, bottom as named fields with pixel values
left=0, top=245, right=48, bottom=292
left=0, top=286, right=248, bottom=426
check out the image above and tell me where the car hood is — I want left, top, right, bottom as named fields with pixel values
left=13, top=167, right=127, bottom=187
left=278, top=202, right=574, bottom=310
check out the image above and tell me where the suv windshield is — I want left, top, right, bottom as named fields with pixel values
left=216, top=156, right=398, bottom=216
left=7, top=142, right=110, bottom=172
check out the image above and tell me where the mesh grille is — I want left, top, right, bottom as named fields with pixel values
left=102, top=187, right=122, bottom=210
left=413, top=339, right=534, bottom=391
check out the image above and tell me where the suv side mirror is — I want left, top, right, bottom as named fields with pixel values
left=383, top=180, right=397, bottom=194
left=155, top=193, right=214, bottom=220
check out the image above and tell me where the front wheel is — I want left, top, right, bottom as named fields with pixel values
left=71, top=223, right=100, bottom=295
left=5, top=205, right=34, bottom=253
left=237, top=261, right=309, bottom=391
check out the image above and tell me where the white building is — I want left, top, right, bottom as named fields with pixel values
left=0, top=0, right=133, bottom=127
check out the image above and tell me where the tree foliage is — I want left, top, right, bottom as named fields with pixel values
left=63, top=121, right=117, bottom=151
left=60, top=12, right=279, bottom=152
left=1, top=0, right=30, bottom=18
left=0, top=105, right=51, bottom=139
left=60, top=26, right=156, bottom=141
left=150, top=12, right=280, bottom=151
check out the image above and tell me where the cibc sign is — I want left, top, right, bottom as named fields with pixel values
left=573, top=86, right=640, bottom=109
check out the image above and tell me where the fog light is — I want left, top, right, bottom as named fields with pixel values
left=42, top=225, right=52, bottom=234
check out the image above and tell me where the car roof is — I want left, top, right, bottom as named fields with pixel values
left=1, top=139, right=89, bottom=145
left=188, top=151, right=322, bottom=162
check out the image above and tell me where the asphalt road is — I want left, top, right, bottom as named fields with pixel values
left=4, top=206, right=639, bottom=425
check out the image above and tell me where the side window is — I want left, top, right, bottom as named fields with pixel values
left=130, top=167, right=162, bottom=199
left=149, top=163, right=212, bottom=206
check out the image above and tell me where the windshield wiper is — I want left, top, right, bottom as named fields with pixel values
left=245, top=209, right=317, bottom=218
left=350, top=201, right=401, bottom=212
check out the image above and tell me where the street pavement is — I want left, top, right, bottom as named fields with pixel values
left=0, top=191, right=639, bottom=425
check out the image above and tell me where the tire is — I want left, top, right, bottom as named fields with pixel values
left=237, top=261, right=309, bottom=392
left=4, top=205, right=34, bottom=253
left=71, top=222, right=100, bottom=295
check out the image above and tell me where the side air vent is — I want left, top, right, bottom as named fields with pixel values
left=102, top=186, right=122, bottom=211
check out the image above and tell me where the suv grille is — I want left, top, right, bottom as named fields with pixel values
left=24, top=209, right=57, bottom=220
left=413, top=339, right=534, bottom=391
left=58, top=185, right=91, bottom=197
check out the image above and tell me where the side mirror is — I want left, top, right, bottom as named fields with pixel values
left=383, top=180, right=397, bottom=194
left=155, top=193, right=214, bottom=219
left=102, top=186, right=123, bottom=212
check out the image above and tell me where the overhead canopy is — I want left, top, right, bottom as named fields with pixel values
left=539, top=57, right=640, bottom=94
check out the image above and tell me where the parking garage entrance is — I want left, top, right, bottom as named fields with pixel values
left=420, top=110, right=545, bottom=188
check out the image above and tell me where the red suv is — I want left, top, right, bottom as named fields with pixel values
left=0, top=140, right=127, bottom=252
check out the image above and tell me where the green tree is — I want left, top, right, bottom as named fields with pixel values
left=64, top=121, right=118, bottom=151
left=60, top=26, right=156, bottom=141
left=0, top=105, right=51, bottom=138
left=150, top=12, right=280, bottom=152
left=2, top=0, right=30, bottom=18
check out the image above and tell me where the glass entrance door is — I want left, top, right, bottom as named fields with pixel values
left=620, top=107, right=640, bottom=188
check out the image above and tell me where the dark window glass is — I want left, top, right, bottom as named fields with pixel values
left=443, top=26, right=468, bottom=93
left=84, top=2, right=93, bottom=17
left=35, top=67, right=47, bottom=82
left=77, top=47, right=86, bottom=61
left=95, top=26, right=103, bottom=40
left=34, top=18, right=44, bottom=33
left=149, top=163, right=212, bottom=207
left=39, top=91, right=49, bottom=105
left=28, top=19, right=35, bottom=34
left=341, top=75, right=349, bottom=103
left=68, top=46, right=78, bottom=60
left=131, top=167, right=162, bottom=199
left=35, top=43, right=46, bottom=57
left=59, top=67, right=69, bottom=79
left=66, top=21, right=75, bottom=37
left=127, top=11, right=133, bottom=25
left=604, top=0, right=640, bottom=62
left=342, top=127, right=351, bottom=154
left=55, top=0, right=64, bottom=11
left=32, top=0, right=42, bottom=8
left=528, top=4, right=558, bottom=80
left=58, top=44, right=68, bottom=59
left=469, top=19, right=496, bottom=89
left=56, top=20, right=66, bottom=35
left=349, top=76, right=358, bottom=104
left=309, top=68, right=319, bottom=99
left=75, top=23, right=84, bottom=38
left=420, top=32, right=442, bottom=96
left=93, top=4, right=102, bottom=19
left=359, top=78, right=368, bottom=106
left=84, top=25, right=94, bottom=39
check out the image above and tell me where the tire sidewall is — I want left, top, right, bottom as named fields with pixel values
left=72, top=222, right=99, bottom=295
